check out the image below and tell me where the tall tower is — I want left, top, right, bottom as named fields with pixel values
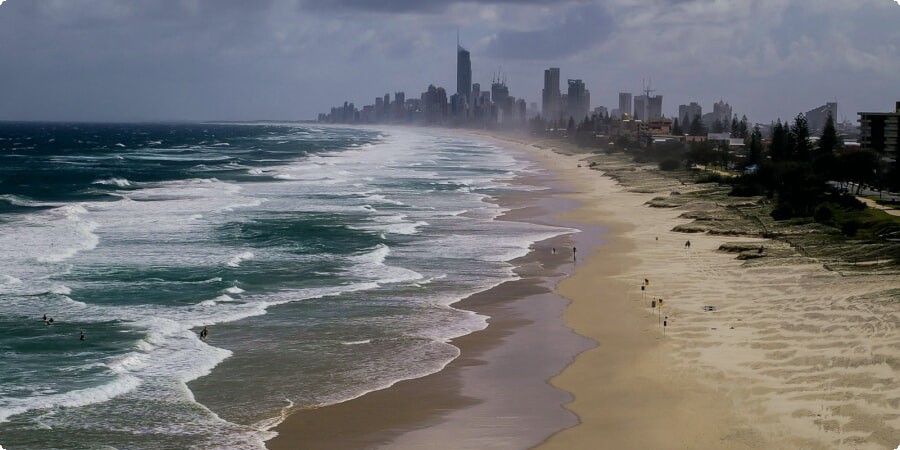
left=542, top=68, right=561, bottom=121
left=456, top=34, right=472, bottom=105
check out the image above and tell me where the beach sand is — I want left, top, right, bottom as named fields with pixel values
left=505, top=135, right=899, bottom=450
left=269, top=130, right=900, bottom=450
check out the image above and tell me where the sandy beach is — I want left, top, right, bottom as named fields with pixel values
left=269, top=130, right=900, bottom=449
left=508, top=135, right=900, bottom=449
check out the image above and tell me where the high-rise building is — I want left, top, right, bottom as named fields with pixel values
left=457, top=45, right=472, bottom=105
left=542, top=68, right=561, bottom=120
left=648, top=95, right=663, bottom=120
left=618, top=93, right=633, bottom=117
left=393, top=92, right=405, bottom=120
left=805, top=102, right=838, bottom=134
left=858, top=101, right=900, bottom=160
left=633, top=95, right=648, bottom=121
left=712, top=99, right=732, bottom=125
left=492, top=77, right=510, bottom=122
left=566, top=79, right=589, bottom=122
left=679, top=102, right=702, bottom=125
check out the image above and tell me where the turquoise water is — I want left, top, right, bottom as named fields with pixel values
left=0, top=123, right=568, bottom=449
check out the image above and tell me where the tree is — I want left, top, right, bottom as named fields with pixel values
left=747, top=125, right=763, bottom=167
left=769, top=119, right=790, bottom=162
left=712, top=119, right=726, bottom=133
left=686, top=140, right=719, bottom=166
left=672, top=118, right=683, bottom=136
left=817, top=113, right=840, bottom=156
left=739, top=115, right=749, bottom=139
left=731, top=116, right=739, bottom=137
left=837, top=149, right=882, bottom=194
left=789, top=113, right=812, bottom=162
left=688, top=113, right=706, bottom=136
left=567, top=116, right=576, bottom=135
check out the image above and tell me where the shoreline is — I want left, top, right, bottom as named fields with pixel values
left=270, top=127, right=900, bottom=449
left=267, top=131, right=598, bottom=449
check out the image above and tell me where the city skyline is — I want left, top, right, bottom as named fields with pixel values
left=0, top=0, right=899, bottom=124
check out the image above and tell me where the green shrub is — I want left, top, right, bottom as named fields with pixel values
left=841, top=220, right=860, bottom=237
left=658, top=159, right=681, bottom=171
left=814, top=204, right=833, bottom=223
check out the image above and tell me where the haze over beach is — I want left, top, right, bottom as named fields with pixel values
left=1, top=1, right=899, bottom=450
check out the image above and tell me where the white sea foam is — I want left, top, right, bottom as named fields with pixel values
left=341, top=339, right=371, bottom=346
left=0, top=375, right=142, bottom=423
left=93, top=177, right=132, bottom=187
left=226, top=251, right=254, bottom=268
left=224, top=285, right=245, bottom=294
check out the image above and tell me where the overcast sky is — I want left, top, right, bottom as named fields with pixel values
left=1, top=0, right=898, bottom=124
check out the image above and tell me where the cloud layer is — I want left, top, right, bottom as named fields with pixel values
left=0, top=0, right=898, bottom=123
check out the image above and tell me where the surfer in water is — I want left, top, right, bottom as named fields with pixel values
left=199, top=326, right=208, bottom=340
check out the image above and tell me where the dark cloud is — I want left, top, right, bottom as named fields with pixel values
left=484, top=3, right=614, bottom=60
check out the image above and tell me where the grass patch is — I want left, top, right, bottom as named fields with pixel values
left=829, top=203, right=900, bottom=240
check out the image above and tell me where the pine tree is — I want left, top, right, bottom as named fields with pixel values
left=731, top=116, right=739, bottom=137
left=672, top=118, right=683, bottom=136
left=688, top=113, right=705, bottom=136
left=818, top=113, right=839, bottom=156
left=747, top=125, right=763, bottom=167
left=790, top=113, right=812, bottom=161
left=769, top=119, right=789, bottom=162
left=739, top=115, right=749, bottom=138
left=712, top=119, right=725, bottom=134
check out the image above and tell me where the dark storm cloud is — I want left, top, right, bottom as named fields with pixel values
left=0, top=0, right=897, bottom=122
left=484, top=3, right=614, bottom=60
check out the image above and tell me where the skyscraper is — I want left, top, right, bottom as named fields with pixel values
left=648, top=95, right=663, bottom=120
left=633, top=95, right=648, bottom=121
left=618, top=93, right=633, bottom=117
left=542, top=68, right=561, bottom=120
left=679, top=102, right=702, bottom=125
left=457, top=45, right=472, bottom=105
left=567, top=79, right=589, bottom=122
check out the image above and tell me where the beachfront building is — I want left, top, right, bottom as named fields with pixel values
left=858, top=101, right=900, bottom=162
left=542, top=68, right=561, bottom=121
left=457, top=44, right=472, bottom=116
left=805, top=102, right=838, bottom=135
left=566, top=79, right=590, bottom=123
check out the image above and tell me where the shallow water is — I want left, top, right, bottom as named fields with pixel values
left=0, top=123, right=569, bottom=449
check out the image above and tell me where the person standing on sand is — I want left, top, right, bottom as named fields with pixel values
left=685, top=240, right=691, bottom=249
left=572, top=247, right=577, bottom=262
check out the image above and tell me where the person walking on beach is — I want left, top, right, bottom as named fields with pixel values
left=552, top=247, right=556, bottom=255
left=572, top=246, right=577, bottom=263
left=684, top=240, right=691, bottom=249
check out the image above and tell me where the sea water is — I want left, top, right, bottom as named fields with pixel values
left=0, top=123, right=570, bottom=449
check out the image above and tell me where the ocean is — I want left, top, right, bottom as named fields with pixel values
left=0, top=123, right=569, bottom=449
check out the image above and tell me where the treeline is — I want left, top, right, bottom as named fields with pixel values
left=531, top=111, right=899, bottom=239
